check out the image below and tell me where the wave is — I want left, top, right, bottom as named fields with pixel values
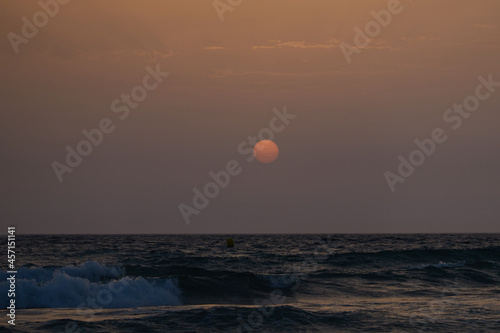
left=0, top=261, right=182, bottom=309
left=406, top=262, right=466, bottom=270
left=3, top=244, right=498, bottom=309
left=28, top=304, right=376, bottom=333
left=256, top=274, right=300, bottom=288
left=0, top=262, right=304, bottom=309
left=1, top=261, right=123, bottom=283
left=325, top=246, right=500, bottom=265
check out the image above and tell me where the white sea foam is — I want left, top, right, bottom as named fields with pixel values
left=0, top=261, right=182, bottom=309
left=407, top=262, right=465, bottom=270
left=0, top=261, right=123, bottom=283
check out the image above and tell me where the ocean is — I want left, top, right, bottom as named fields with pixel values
left=1, top=234, right=499, bottom=332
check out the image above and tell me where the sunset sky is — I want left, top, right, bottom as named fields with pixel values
left=1, top=0, right=500, bottom=233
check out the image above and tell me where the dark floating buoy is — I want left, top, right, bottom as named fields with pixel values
left=227, top=238, right=234, bottom=248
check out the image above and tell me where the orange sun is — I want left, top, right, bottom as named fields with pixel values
left=253, top=140, right=279, bottom=163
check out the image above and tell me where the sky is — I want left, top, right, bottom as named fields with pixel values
left=1, top=0, right=500, bottom=234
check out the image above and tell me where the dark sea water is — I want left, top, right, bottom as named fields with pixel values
left=1, top=234, right=499, bottom=332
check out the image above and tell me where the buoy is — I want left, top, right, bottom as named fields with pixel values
left=227, top=238, right=234, bottom=248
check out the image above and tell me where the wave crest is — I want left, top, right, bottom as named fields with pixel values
left=0, top=261, right=182, bottom=309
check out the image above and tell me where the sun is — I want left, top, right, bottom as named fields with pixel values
left=253, top=140, right=279, bottom=163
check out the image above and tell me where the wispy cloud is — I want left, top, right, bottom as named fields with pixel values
left=345, top=36, right=440, bottom=52
left=252, top=39, right=340, bottom=50
left=473, top=24, right=497, bottom=29
left=363, top=38, right=402, bottom=51
left=209, top=69, right=348, bottom=79
left=401, top=36, right=440, bottom=43
left=76, top=49, right=173, bottom=62
left=204, top=46, right=226, bottom=50
left=134, top=50, right=174, bottom=60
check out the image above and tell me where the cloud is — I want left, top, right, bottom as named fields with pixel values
left=347, top=36, right=441, bottom=52
left=335, top=36, right=440, bottom=54
left=252, top=39, right=340, bottom=50
left=334, top=38, right=401, bottom=53
left=472, top=24, right=497, bottom=29
left=401, top=36, right=440, bottom=43
left=204, top=46, right=226, bottom=50
left=78, top=49, right=173, bottom=62
left=362, top=36, right=441, bottom=51
left=358, top=38, right=402, bottom=51
left=134, top=50, right=174, bottom=60
left=209, top=69, right=347, bottom=79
